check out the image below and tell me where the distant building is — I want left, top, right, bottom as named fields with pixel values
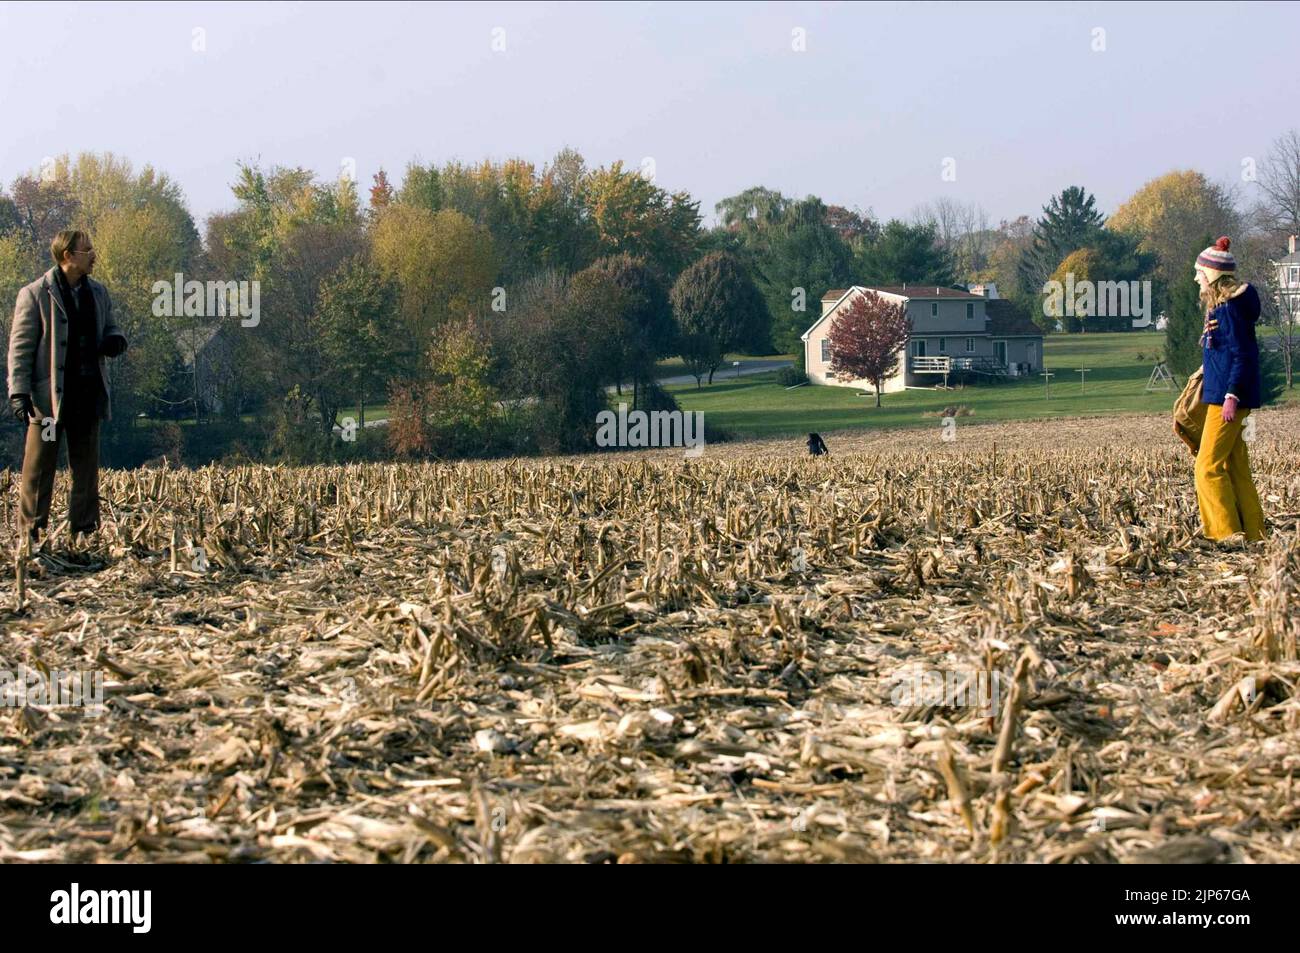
left=1274, top=234, right=1300, bottom=326
left=1131, top=310, right=1166, bottom=331
left=802, top=285, right=1043, bottom=393
left=174, top=323, right=232, bottom=415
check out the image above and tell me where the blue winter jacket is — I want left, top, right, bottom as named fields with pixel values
left=1201, top=282, right=1263, bottom=408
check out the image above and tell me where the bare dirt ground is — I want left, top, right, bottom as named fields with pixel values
left=2, top=407, right=1298, bottom=863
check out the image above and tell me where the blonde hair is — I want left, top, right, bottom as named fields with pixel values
left=1199, top=273, right=1241, bottom=312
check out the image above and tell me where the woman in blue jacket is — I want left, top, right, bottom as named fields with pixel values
left=1194, top=237, right=1266, bottom=542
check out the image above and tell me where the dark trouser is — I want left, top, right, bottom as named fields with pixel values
left=19, top=382, right=103, bottom=537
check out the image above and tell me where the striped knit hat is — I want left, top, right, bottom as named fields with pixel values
left=1195, top=236, right=1236, bottom=282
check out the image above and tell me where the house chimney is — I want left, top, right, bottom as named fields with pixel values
left=1291, top=234, right=1298, bottom=255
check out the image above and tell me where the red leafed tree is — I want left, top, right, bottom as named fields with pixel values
left=826, top=291, right=912, bottom=407
left=369, top=169, right=394, bottom=214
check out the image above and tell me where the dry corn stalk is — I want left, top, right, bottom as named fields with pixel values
left=0, top=408, right=1296, bottom=863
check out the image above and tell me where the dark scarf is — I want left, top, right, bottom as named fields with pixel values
left=52, top=266, right=101, bottom=409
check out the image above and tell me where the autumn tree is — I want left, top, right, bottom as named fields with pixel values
left=370, top=204, right=498, bottom=353
left=826, top=291, right=912, bottom=407
left=491, top=269, right=626, bottom=452
left=5, top=172, right=80, bottom=260
left=1040, top=233, right=1153, bottom=333
left=670, top=252, right=766, bottom=386
left=318, top=256, right=401, bottom=427
left=589, top=253, right=676, bottom=404
left=63, top=153, right=201, bottom=256
left=0, top=233, right=30, bottom=395
left=94, top=202, right=196, bottom=420
left=387, top=317, right=499, bottom=457
left=825, top=205, right=880, bottom=244
left=0, top=233, right=24, bottom=304
left=398, top=152, right=598, bottom=281
left=261, top=220, right=365, bottom=434
left=1044, top=248, right=1102, bottom=333
left=1108, top=170, right=1240, bottom=287
left=987, top=216, right=1037, bottom=314
left=368, top=169, right=394, bottom=216
left=212, top=163, right=367, bottom=434
left=584, top=161, right=701, bottom=279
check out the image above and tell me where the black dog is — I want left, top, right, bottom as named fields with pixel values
left=807, top=432, right=828, bottom=456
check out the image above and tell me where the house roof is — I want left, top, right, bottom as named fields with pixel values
left=985, top=299, right=1043, bottom=337
left=804, top=287, right=880, bottom=340
left=174, top=325, right=223, bottom=366
left=820, top=285, right=981, bottom=301
left=803, top=285, right=992, bottom=341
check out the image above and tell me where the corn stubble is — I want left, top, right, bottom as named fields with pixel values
left=2, top=408, right=1299, bottom=863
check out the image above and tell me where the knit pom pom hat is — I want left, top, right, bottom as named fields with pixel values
left=1195, top=236, right=1236, bottom=283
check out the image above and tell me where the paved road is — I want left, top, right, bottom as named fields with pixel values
left=630, top=358, right=793, bottom=389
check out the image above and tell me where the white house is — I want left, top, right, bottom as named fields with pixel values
left=1274, top=234, right=1300, bottom=325
left=801, top=285, right=1044, bottom=393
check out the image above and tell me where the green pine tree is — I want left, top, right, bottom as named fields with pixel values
left=1164, top=267, right=1203, bottom=379
left=1017, top=186, right=1106, bottom=300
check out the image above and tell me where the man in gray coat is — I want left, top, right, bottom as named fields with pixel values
left=7, top=230, right=128, bottom=547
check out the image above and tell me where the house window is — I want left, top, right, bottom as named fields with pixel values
left=965, top=338, right=975, bottom=352
left=1290, top=265, right=1299, bottom=285
left=820, top=339, right=831, bottom=363
left=938, top=337, right=946, bottom=352
left=931, top=302, right=938, bottom=317
left=966, top=303, right=974, bottom=320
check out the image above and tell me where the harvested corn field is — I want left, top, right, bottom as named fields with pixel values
left=2, top=407, right=1299, bottom=864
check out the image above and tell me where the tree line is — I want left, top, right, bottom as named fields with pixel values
left=1, top=133, right=1296, bottom=465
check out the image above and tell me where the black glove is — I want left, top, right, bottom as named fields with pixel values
left=99, top=335, right=126, bottom=357
left=9, top=394, right=35, bottom=422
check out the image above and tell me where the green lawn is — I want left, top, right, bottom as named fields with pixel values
left=666, top=331, right=1297, bottom=439
left=159, top=331, right=1295, bottom=439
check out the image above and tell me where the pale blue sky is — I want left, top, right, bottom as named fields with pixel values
left=1, top=1, right=1296, bottom=230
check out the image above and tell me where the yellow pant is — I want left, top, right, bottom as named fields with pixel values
left=1195, top=405, right=1266, bottom=541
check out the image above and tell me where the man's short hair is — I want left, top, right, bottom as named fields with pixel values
left=50, top=230, right=89, bottom=266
